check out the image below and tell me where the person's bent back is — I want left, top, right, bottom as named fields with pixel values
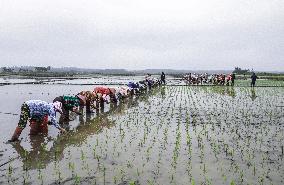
left=9, top=100, right=65, bottom=142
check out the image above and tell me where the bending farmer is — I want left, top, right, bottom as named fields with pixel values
left=77, top=91, right=99, bottom=113
left=53, top=95, right=83, bottom=121
left=9, top=100, right=66, bottom=142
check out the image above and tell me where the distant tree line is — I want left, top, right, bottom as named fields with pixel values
left=1, top=66, right=51, bottom=73
left=0, top=66, right=283, bottom=78
left=232, top=67, right=250, bottom=74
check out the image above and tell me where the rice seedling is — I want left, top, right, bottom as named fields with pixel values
left=1, top=84, right=283, bottom=185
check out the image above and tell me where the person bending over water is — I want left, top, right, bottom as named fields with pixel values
left=53, top=95, right=83, bottom=121
left=127, top=82, right=140, bottom=95
left=77, top=91, right=100, bottom=113
left=93, top=87, right=117, bottom=108
left=9, top=100, right=66, bottom=142
left=115, top=86, right=131, bottom=101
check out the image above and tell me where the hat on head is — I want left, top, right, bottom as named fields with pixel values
left=53, top=101, right=63, bottom=114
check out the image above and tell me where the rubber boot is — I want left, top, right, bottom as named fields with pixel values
left=11, top=126, right=23, bottom=141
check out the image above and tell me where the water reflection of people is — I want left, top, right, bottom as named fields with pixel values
left=79, top=109, right=91, bottom=126
left=11, top=109, right=117, bottom=170
left=250, top=88, right=257, bottom=101
left=161, top=86, right=166, bottom=99
left=208, top=86, right=236, bottom=98
left=225, top=87, right=236, bottom=98
left=10, top=135, right=64, bottom=170
left=127, top=96, right=134, bottom=108
left=10, top=85, right=160, bottom=170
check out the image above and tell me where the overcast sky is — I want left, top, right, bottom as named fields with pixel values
left=0, top=0, right=283, bottom=71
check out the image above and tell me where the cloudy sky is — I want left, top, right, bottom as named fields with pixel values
left=0, top=0, right=283, bottom=71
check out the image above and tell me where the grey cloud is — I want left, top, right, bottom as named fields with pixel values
left=0, top=1, right=283, bottom=71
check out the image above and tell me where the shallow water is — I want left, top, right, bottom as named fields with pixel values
left=1, top=75, right=284, bottom=87
left=0, top=75, right=178, bottom=85
left=0, top=83, right=283, bottom=185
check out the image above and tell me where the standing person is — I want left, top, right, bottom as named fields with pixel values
left=251, top=72, right=258, bottom=88
left=231, top=73, right=236, bottom=86
left=8, top=100, right=66, bottom=142
left=161, top=72, right=166, bottom=85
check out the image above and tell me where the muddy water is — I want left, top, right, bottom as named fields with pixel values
left=0, top=84, right=284, bottom=185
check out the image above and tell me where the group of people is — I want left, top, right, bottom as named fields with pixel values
left=9, top=74, right=165, bottom=142
left=183, top=73, right=236, bottom=86
left=183, top=72, right=259, bottom=87
left=7, top=70, right=260, bottom=143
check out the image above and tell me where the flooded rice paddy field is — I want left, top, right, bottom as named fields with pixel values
left=1, top=75, right=284, bottom=86
left=0, top=75, right=166, bottom=85
left=0, top=84, right=284, bottom=185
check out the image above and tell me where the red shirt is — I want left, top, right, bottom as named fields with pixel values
left=94, top=87, right=111, bottom=95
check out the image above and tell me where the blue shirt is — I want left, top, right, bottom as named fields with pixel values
left=26, top=100, right=60, bottom=129
left=128, top=82, right=139, bottom=89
